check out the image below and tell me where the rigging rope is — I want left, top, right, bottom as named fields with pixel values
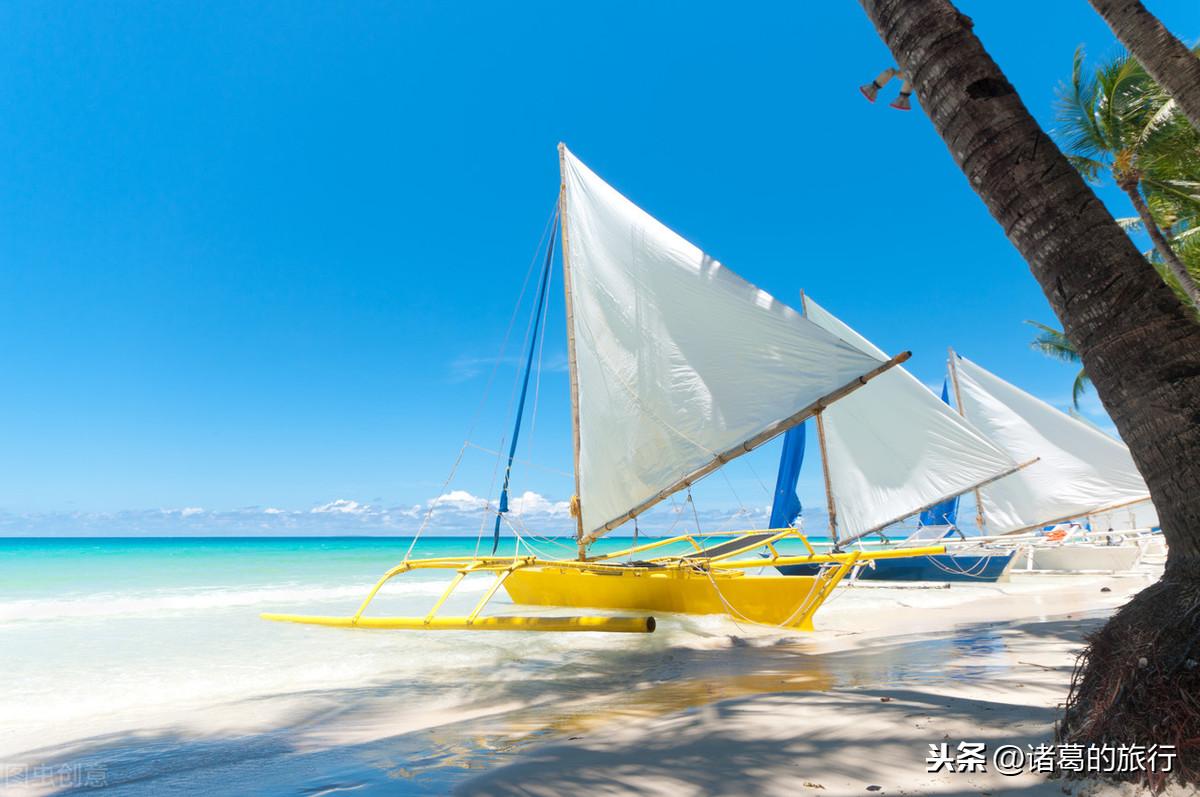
left=528, top=242, right=555, bottom=447
left=405, top=204, right=558, bottom=560
left=687, top=488, right=703, bottom=536
left=492, top=215, right=559, bottom=553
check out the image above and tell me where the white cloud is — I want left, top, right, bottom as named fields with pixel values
left=429, top=490, right=485, bottom=510
left=310, top=499, right=368, bottom=515
left=0, top=489, right=776, bottom=537
left=506, top=490, right=570, bottom=516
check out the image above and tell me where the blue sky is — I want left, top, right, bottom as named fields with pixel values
left=1, top=1, right=1192, bottom=535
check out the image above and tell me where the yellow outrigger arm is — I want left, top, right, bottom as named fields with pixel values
left=261, top=530, right=945, bottom=634
left=262, top=556, right=657, bottom=633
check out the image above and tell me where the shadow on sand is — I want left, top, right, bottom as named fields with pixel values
left=14, top=615, right=1101, bottom=796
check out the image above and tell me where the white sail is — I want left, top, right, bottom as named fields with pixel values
left=1088, top=499, right=1159, bottom=532
left=951, top=354, right=1152, bottom=534
left=802, top=297, right=1018, bottom=540
left=559, top=146, right=886, bottom=541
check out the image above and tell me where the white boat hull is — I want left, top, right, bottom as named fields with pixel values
left=1022, top=543, right=1141, bottom=573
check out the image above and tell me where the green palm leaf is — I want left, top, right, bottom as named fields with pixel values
left=1025, top=320, right=1091, bottom=409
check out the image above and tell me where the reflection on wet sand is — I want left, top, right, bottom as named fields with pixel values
left=384, top=617, right=1021, bottom=786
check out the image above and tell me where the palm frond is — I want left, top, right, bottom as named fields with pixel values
left=1054, top=47, right=1109, bottom=159
left=1024, top=320, right=1081, bottom=363
left=1072, top=368, right=1092, bottom=410
left=1138, top=97, right=1179, bottom=147
left=1067, top=154, right=1106, bottom=184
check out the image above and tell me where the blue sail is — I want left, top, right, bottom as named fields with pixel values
left=492, top=220, right=557, bottom=553
left=918, top=380, right=961, bottom=529
left=768, top=424, right=806, bottom=529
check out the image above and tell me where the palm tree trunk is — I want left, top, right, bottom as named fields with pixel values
left=1120, top=178, right=1200, bottom=309
left=855, top=0, right=1200, bottom=783
left=1088, top=0, right=1200, bottom=134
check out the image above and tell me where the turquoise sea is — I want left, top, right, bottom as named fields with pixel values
left=0, top=534, right=832, bottom=795
left=1, top=533, right=836, bottom=611
left=0, top=534, right=1043, bottom=796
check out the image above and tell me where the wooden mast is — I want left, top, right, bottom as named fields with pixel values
left=947, top=347, right=986, bottom=533
left=800, top=292, right=839, bottom=544
left=558, top=143, right=587, bottom=559
left=814, top=411, right=839, bottom=543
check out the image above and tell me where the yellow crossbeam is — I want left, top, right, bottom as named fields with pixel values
left=712, top=544, right=946, bottom=570
left=260, top=613, right=656, bottom=633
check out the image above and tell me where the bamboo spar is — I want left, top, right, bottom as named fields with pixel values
left=835, top=457, right=1041, bottom=547
left=814, top=410, right=839, bottom=542
left=947, top=347, right=986, bottom=532
left=579, top=351, right=913, bottom=546
left=801, top=291, right=840, bottom=544
left=998, top=494, right=1154, bottom=537
left=557, top=143, right=587, bottom=558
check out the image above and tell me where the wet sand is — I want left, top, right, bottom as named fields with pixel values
left=460, top=567, right=1183, bottom=797
left=3, top=566, right=1181, bottom=796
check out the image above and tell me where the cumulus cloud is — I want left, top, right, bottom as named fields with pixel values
left=429, top=490, right=485, bottom=510
left=506, top=490, right=571, bottom=516
left=0, top=489, right=580, bottom=536
left=0, top=490, right=789, bottom=537
left=310, top=499, right=368, bottom=515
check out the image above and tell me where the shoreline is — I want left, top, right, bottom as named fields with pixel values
left=3, top=567, right=1181, bottom=796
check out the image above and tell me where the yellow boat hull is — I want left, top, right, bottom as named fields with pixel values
left=502, top=565, right=842, bottom=631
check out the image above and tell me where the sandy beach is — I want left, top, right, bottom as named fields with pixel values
left=7, top=0, right=1199, bottom=794
left=1, top=543, right=1182, bottom=797
left=460, top=568, right=1175, bottom=797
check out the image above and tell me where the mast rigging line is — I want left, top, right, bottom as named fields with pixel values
left=528, top=238, right=556, bottom=447
left=464, top=203, right=558, bottom=448
left=492, top=213, right=560, bottom=553
left=404, top=203, right=559, bottom=562
left=461, top=442, right=573, bottom=478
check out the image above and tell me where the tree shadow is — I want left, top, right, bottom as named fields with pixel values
left=10, top=613, right=1098, bottom=796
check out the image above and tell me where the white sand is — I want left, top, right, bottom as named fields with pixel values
left=460, top=567, right=1186, bottom=797
left=3, top=565, right=1186, bottom=796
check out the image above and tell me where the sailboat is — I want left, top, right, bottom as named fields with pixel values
left=771, top=296, right=1026, bottom=583
left=946, top=352, right=1159, bottom=573
left=261, top=144, right=947, bottom=633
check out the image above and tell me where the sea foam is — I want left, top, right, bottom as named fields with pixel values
left=0, top=579, right=490, bottom=624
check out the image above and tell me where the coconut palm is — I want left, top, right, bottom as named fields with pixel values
left=1056, top=47, right=1200, bottom=307
left=854, top=0, right=1200, bottom=786
left=1087, top=0, right=1200, bottom=135
left=1025, top=321, right=1090, bottom=408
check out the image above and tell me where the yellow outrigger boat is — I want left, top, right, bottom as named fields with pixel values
left=264, top=144, right=945, bottom=634
left=264, top=529, right=945, bottom=633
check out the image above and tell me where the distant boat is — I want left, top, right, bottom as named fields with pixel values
left=771, top=297, right=1021, bottom=583
left=263, top=144, right=949, bottom=633
left=946, top=353, right=1158, bottom=573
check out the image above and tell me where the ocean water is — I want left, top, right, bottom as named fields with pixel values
left=1, top=535, right=835, bottom=792
left=0, top=534, right=1054, bottom=795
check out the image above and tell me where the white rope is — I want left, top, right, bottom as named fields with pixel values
left=404, top=439, right=470, bottom=562
left=462, top=442, right=573, bottom=478
left=700, top=560, right=830, bottom=633
left=527, top=245, right=555, bottom=446
left=461, top=204, right=556, bottom=445
left=405, top=204, right=557, bottom=561
left=474, top=434, right=507, bottom=558
left=742, top=456, right=774, bottom=499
